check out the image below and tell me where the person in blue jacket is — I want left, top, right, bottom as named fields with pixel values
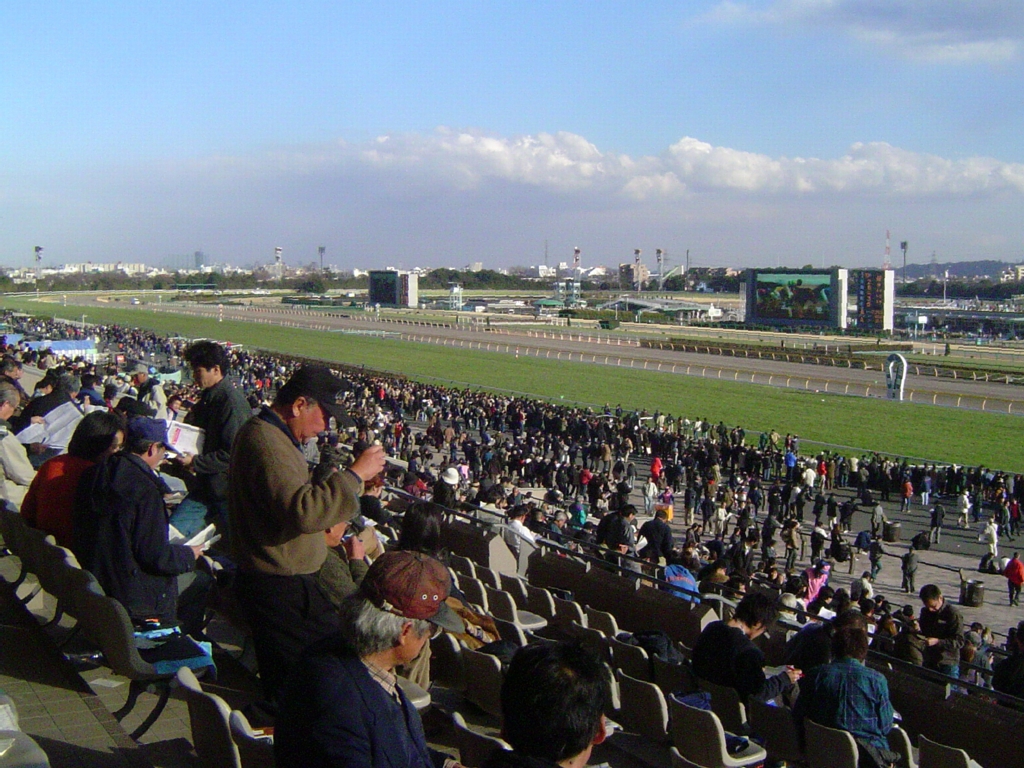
left=275, top=550, right=465, bottom=768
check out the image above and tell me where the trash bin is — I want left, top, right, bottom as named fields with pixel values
left=960, top=580, right=985, bottom=607
left=883, top=521, right=901, bottom=543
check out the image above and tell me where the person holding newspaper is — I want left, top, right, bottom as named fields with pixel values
left=167, top=341, right=253, bottom=541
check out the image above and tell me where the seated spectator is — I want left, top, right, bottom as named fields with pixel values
left=397, top=501, right=446, bottom=558
left=485, top=641, right=612, bottom=768
left=315, top=519, right=369, bottom=608
left=21, top=410, right=125, bottom=546
left=274, top=551, right=464, bottom=768
left=76, top=373, right=106, bottom=407
left=993, top=620, right=1024, bottom=699
left=503, top=504, right=537, bottom=555
left=72, top=417, right=209, bottom=634
left=794, top=615, right=900, bottom=768
left=0, top=381, right=36, bottom=506
left=359, top=474, right=393, bottom=525
left=692, top=591, right=800, bottom=703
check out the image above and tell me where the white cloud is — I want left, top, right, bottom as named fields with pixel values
left=5, top=128, right=1023, bottom=269
left=250, top=129, right=1024, bottom=199
left=699, top=0, right=1024, bottom=63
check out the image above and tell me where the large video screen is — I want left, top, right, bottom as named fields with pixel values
left=748, top=271, right=835, bottom=324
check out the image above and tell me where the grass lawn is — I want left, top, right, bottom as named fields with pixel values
left=5, top=296, right=1021, bottom=470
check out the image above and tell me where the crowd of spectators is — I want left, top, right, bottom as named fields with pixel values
left=5, top=310, right=1024, bottom=764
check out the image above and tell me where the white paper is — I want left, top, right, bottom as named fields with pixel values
left=44, top=401, right=85, bottom=450
left=165, top=421, right=205, bottom=455
left=15, top=423, right=47, bottom=445
left=186, top=524, right=219, bottom=548
left=15, top=401, right=84, bottom=450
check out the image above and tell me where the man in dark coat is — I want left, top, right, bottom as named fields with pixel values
left=168, top=341, right=253, bottom=539
left=638, top=508, right=674, bottom=563
left=275, top=551, right=464, bottom=768
left=73, top=418, right=206, bottom=633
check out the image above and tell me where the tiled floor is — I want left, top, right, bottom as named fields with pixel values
left=0, top=553, right=266, bottom=768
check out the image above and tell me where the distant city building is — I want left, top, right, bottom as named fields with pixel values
left=1000, top=265, right=1024, bottom=282
left=57, top=262, right=149, bottom=275
left=618, top=262, right=650, bottom=290
left=466, top=262, right=483, bottom=272
left=529, top=265, right=556, bottom=278
left=368, top=269, right=419, bottom=308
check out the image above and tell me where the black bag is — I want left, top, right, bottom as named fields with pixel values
left=629, top=629, right=686, bottom=666
left=911, top=532, right=931, bottom=551
left=478, top=639, right=520, bottom=671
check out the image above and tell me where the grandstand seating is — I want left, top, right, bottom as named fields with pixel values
left=695, top=677, right=748, bottom=735
left=461, top=648, right=504, bottom=717
left=616, top=670, right=670, bottom=743
left=452, top=711, right=511, bottom=768
left=803, top=719, right=858, bottom=768
left=668, top=697, right=767, bottom=768
left=228, top=710, right=276, bottom=768
left=746, top=697, right=804, bottom=766
left=918, top=735, right=975, bottom=768
left=177, top=666, right=242, bottom=768
left=608, top=634, right=651, bottom=682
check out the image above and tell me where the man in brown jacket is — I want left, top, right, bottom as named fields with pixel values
left=229, top=365, right=385, bottom=707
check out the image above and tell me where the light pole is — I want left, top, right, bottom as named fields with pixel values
left=318, top=246, right=326, bottom=274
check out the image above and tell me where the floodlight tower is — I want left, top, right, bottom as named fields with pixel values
left=274, top=246, right=283, bottom=280
left=34, top=246, right=43, bottom=295
left=656, top=249, right=664, bottom=291
left=318, top=246, right=326, bottom=274
left=900, top=241, right=908, bottom=285
left=634, top=249, right=642, bottom=293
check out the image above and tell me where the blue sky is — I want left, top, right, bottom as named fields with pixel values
left=2, top=1, right=1022, bottom=272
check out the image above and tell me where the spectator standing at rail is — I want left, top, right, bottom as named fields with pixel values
left=918, top=584, right=964, bottom=679
left=638, top=507, right=673, bottom=564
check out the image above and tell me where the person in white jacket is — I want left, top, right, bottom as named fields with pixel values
left=0, top=382, right=36, bottom=506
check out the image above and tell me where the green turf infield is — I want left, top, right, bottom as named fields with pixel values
left=4, top=296, right=1021, bottom=470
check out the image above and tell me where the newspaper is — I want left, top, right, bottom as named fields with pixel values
left=168, top=523, right=221, bottom=550
left=165, top=422, right=205, bottom=455
left=15, top=400, right=84, bottom=450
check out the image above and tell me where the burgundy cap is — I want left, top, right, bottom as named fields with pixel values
left=361, top=551, right=464, bottom=633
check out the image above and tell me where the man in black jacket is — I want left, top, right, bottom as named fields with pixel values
left=639, top=508, right=674, bottom=563
left=692, top=591, right=801, bottom=703
left=168, top=341, right=253, bottom=540
left=73, top=418, right=207, bottom=634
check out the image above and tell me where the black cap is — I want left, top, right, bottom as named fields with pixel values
left=278, top=365, right=356, bottom=429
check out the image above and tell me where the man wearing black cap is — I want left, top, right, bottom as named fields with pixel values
left=228, top=365, right=386, bottom=707
left=275, top=551, right=465, bottom=768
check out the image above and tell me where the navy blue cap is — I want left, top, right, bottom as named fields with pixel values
left=127, top=417, right=179, bottom=454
